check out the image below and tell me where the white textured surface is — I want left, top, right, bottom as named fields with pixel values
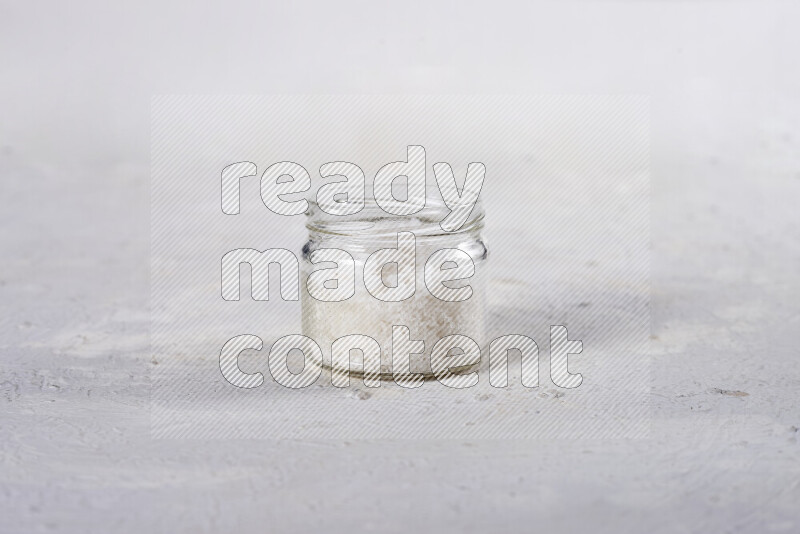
left=2, top=1, right=800, bottom=532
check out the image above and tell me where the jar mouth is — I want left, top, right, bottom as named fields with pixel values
left=306, top=189, right=484, bottom=238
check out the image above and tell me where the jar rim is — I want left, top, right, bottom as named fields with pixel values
left=306, top=190, right=484, bottom=238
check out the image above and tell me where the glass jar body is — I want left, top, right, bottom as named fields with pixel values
left=301, top=205, right=488, bottom=380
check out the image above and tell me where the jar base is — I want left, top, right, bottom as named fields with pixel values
left=323, top=362, right=480, bottom=382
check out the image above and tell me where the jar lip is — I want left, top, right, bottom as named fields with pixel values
left=306, top=192, right=485, bottom=237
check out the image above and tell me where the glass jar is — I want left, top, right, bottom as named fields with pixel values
left=301, top=192, right=488, bottom=381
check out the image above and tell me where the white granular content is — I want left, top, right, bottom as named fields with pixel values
left=302, top=255, right=486, bottom=378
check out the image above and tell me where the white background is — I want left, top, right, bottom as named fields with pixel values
left=2, top=1, right=799, bottom=532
